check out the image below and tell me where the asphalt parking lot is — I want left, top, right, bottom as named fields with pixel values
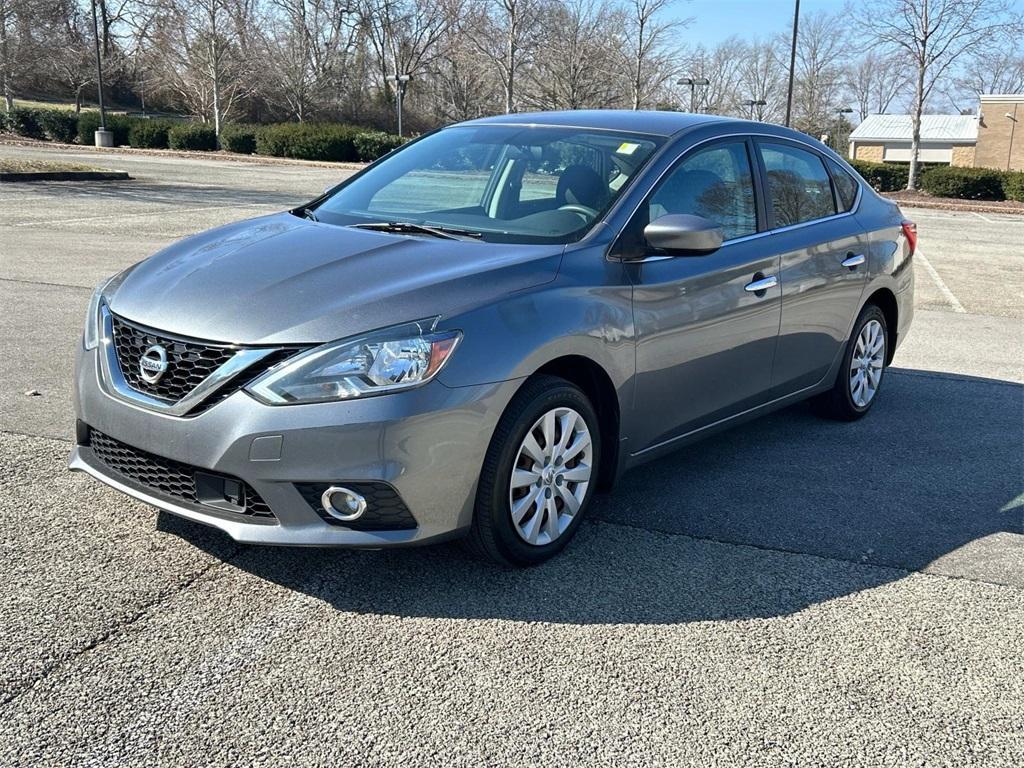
left=2, top=144, right=1022, bottom=766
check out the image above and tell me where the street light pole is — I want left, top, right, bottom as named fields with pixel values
left=89, top=0, right=111, bottom=146
left=744, top=99, right=767, bottom=121
left=676, top=77, right=710, bottom=113
left=784, top=0, right=800, bottom=127
left=387, top=73, right=412, bottom=137
left=834, top=107, right=853, bottom=152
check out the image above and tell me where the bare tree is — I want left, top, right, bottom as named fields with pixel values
left=622, top=0, right=688, bottom=110
left=946, top=43, right=1024, bottom=111
left=855, top=0, right=1022, bottom=189
left=459, top=0, right=544, bottom=114
left=680, top=38, right=745, bottom=116
left=527, top=0, right=624, bottom=110
left=738, top=39, right=786, bottom=122
left=844, top=51, right=909, bottom=120
left=786, top=10, right=844, bottom=136
left=50, top=0, right=96, bottom=112
left=150, top=0, right=259, bottom=135
left=0, top=0, right=35, bottom=111
left=262, top=0, right=361, bottom=121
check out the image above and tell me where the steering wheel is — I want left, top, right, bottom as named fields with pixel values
left=558, top=203, right=599, bottom=220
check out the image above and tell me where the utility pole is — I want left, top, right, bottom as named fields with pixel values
left=784, top=0, right=800, bottom=127
left=90, top=0, right=112, bottom=146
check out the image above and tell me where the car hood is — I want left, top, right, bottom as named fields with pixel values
left=109, top=213, right=563, bottom=345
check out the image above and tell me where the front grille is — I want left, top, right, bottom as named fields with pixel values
left=112, top=315, right=235, bottom=402
left=296, top=482, right=417, bottom=530
left=109, top=314, right=303, bottom=414
left=88, top=428, right=274, bottom=518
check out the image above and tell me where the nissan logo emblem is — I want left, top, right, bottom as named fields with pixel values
left=139, top=344, right=169, bottom=384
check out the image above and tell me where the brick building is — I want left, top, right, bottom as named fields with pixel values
left=975, top=94, right=1024, bottom=171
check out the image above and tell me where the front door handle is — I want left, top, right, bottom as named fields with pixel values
left=744, top=274, right=778, bottom=294
left=841, top=253, right=866, bottom=269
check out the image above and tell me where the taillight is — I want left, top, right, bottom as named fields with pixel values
left=901, top=220, right=917, bottom=256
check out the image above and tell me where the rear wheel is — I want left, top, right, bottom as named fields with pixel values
left=464, top=375, right=601, bottom=566
left=814, top=304, right=888, bottom=421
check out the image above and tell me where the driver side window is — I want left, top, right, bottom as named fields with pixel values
left=647, top=142, right=757, bottom=241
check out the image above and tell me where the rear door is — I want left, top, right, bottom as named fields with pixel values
left=625, top=139, right=782, bottom=452
left=755, top=140, right=869, bottom=394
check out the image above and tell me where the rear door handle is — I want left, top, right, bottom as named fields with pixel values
left=744, top=274, right=778, bottom=294
left=841, top=253, right=866, bottom=269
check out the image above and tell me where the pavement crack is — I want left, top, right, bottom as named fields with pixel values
left=0, top=544, right=243, bottom=710
left=0, top=276, right=92, bottom=291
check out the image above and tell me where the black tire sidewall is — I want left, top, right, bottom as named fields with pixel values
left=481, top=380, right=601, bottom=566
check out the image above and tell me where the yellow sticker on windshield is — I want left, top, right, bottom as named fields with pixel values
left=616, top=142, right=640, bottom=155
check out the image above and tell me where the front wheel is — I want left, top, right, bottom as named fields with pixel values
left=814, top=304, right=888, bottom=421
left=464, top=375, right=601, bottom=566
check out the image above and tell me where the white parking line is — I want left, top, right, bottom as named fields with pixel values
left=917, top=249, right=966, bottom=313
left=971, top=211, right=995, bottom=223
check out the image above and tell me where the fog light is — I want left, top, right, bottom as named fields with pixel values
left=321, top=486, right=367, bottom=522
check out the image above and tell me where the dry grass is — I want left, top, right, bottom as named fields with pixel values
left=0, top=158, right=106, bottom=173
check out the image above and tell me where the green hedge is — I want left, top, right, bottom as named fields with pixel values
left=77, top=111, right=131, bottom=146
left=220, top=123, right=257, bottom=154
left=128, top=120, right=172, bottom=149
left=2, top=107, right=46, bottom=140
left=353, top=131, right=406, bottom=162
left=848, top=159, right=909, bottom=192
left=36, top=109, right=78, bottom=143
left=168, top=123, right=217, bottom=151
left=1003, top=172, right=1024, bottom=203
left=919, top=166, right=1007, bottom=200
left=255, top=123, right=362, bottom=162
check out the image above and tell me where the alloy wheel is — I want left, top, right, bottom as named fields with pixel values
left=849, top=318, right=885, bottom=408
left=508, top=406, right=593, bottom=546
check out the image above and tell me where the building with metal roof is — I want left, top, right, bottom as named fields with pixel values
left=848, top=114, right=979, bottom=166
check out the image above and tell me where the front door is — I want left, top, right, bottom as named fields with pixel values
left=625, top=140, right=782, bottom=453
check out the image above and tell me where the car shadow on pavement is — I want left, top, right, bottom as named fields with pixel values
left=159, top=367, right=1023, bottom=625
left=15, top=179, right=304, bottom=210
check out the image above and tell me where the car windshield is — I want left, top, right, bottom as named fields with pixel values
left=312, top=125, right=663, bottom=244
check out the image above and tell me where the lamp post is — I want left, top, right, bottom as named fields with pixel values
left=784, top=0, right=800, bottom=127
left=386, top=73, right=412, bottom=137
left=744, top=99, right=767, bottom=120
left=677, top=77, right=710, bottom=113
left=834, top=106, right=853, bottom=151
left=89, top=0, right=112, bottom=147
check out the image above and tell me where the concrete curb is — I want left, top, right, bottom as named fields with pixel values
left=882, top=194, right=1024, bottom=216
left=0, top=170, right=131, bottom=182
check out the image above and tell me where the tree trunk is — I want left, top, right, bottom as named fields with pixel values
left=504, top=15, right=516, bottom=113
left=907, top=56, right=926, bottom=190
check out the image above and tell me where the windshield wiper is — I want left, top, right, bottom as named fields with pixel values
left=349, top=221, right=482, bottom=241
left=293, top=206, right=319, bottom=222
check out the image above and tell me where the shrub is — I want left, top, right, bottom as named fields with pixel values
left=3, top=107, right=45, bottom=140
left=76, top=111, right=131, bottom=145
left=1002, top=171, right=1024, bottom=203
left=128, top=120, right=172, bottom=149
left=36, top=109, right=78, bottom=143
left=849, top=159, right=908, bottom=192
left=353, top=131, right=406, bottom=162
left=220, top=123, right=257, bottom=154
left=255, top=123, right=361, bottom=162
left=919, top=166, right=1006, bottom=200
left=168, top=123, right=218, bottom=151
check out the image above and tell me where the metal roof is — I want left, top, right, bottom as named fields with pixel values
left=850, top=114, right=978, bottom=143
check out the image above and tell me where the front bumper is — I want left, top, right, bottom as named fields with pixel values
left=70, top=343, right=520, bottom=546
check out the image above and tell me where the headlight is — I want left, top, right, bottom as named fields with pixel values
left=245, top=321, right=461, bottom=405
left=83, top=271, right=130, bottom=350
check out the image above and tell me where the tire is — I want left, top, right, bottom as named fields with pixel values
left=463, top=375, right=602, bottom=566
left=814, top=303, right=888, bottom=421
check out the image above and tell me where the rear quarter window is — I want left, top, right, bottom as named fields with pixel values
left=827, top=158, right=860, bottom=212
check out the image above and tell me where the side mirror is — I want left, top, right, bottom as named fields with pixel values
left=643, top=214, right=723, bottom=255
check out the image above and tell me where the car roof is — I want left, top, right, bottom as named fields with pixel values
left=455, top=110, right=732, bottom=137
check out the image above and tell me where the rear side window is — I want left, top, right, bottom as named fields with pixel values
left=827, top=158, right=859, bottom=212
left=647, top=142, right=757, bottom=240
left=759, top=142, right=836, bottom=226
